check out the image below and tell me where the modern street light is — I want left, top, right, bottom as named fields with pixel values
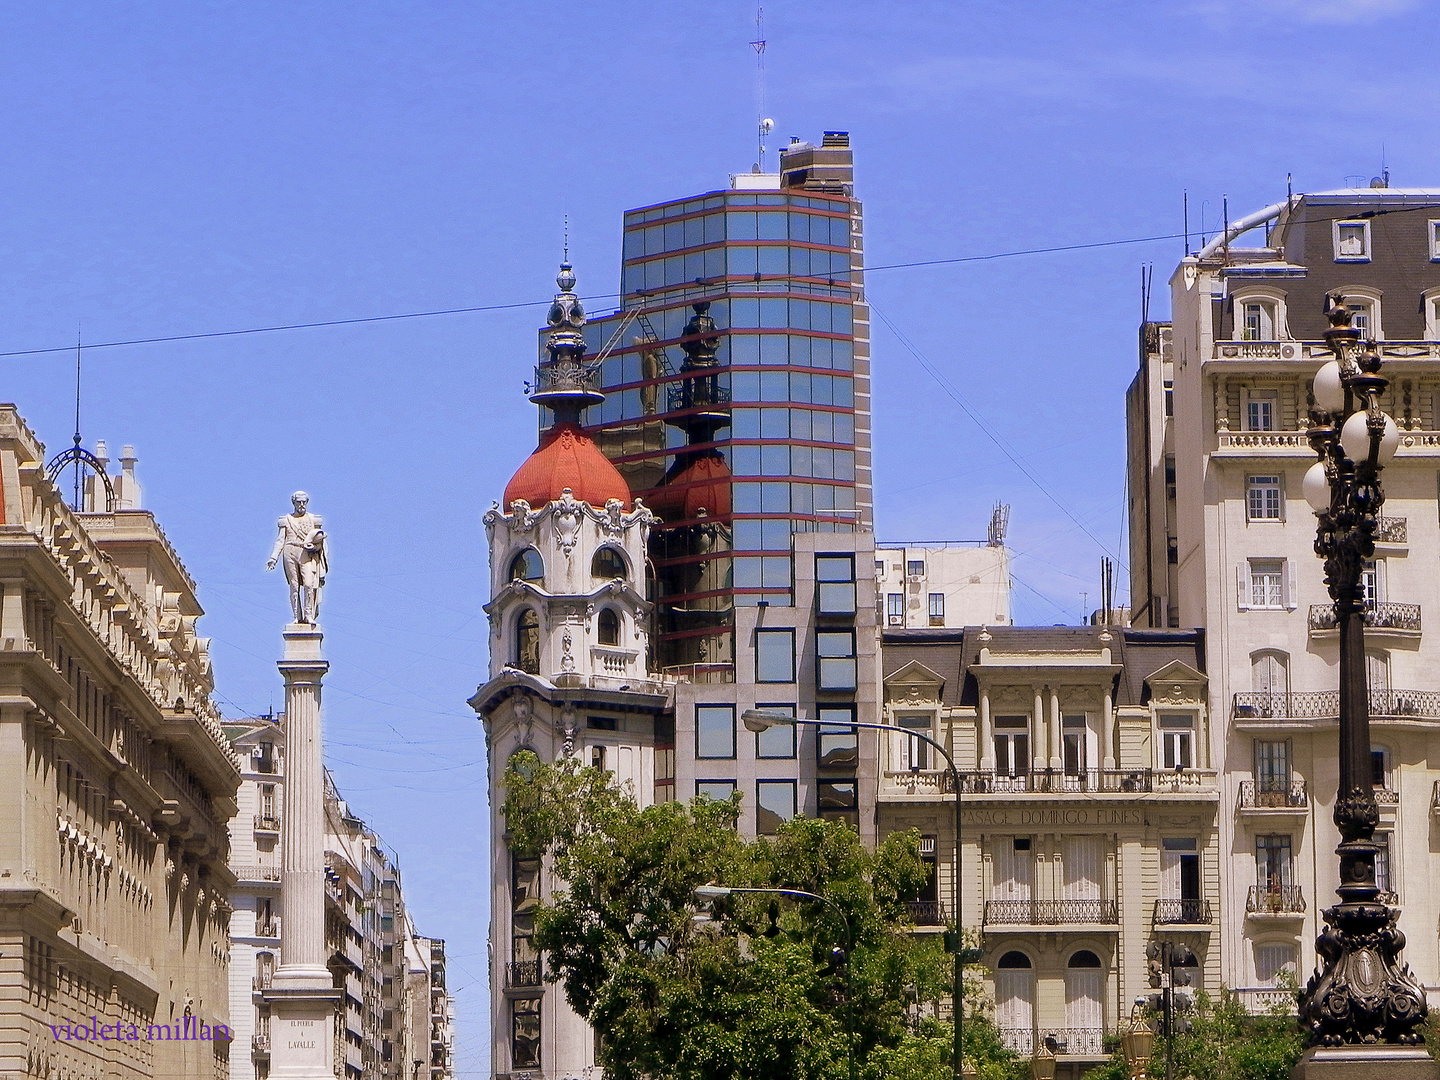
left=1296, top=294, right=1427, bottom=1048
left=693, top=884, right=857, bottom=1080
left=742, top=708, right=971, bottom=1080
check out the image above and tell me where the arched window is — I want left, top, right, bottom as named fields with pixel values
left=515, top=609, right=541, bottom=674
left=597, top=608, right=620, bottom=646
left=1065, top=950, right=1104, bottom=1052
left=509, top=549, right=544, bottom=584
left=592, top=547, right=628, bottom=580
left=995, top=951, right=1034, bottom=1054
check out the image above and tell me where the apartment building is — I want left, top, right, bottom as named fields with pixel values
left=875, top=533, right=1013, bottom=630
left=879, top=625, right=1214, bottom=1079
left=0, top=406, right=240, bottom=1080
left=226, top=719, right=447, bottom=1080
left=1127, top=183, right=1440, bottom=1004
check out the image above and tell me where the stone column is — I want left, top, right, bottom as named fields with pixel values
left=979, top=690, right=994, bottom=772
left=1102, top=689, right=1115, bottom=770
left=267, top=623, right=340, bottom=1080
left=1032, top=688, right=1045, bottom=772
left=1049, top=688, right=1062, bottom=770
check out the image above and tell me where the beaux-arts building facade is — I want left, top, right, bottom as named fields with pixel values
left=0, top=406, right=240, bottom=1080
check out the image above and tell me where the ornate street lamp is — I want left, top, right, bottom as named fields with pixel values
left=1122, top=1001, right=1155, bottom=1080
left=1297, top=294, right=1427, bottom=1049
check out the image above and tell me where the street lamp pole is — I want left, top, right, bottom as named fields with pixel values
left=1296, top=294, right=1427, bottom=1049
left=694, top=885, right=858, bottom=1080
left=743, top=709, right=968, bottom=1080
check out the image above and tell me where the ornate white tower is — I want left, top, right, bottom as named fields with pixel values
left=470, top=263, right=673, bottom=1079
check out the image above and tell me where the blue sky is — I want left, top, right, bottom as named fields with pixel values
left=2, top=0, right=1437, bottom=1069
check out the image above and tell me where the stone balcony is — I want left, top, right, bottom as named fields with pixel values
left=1246, top=885, right=1306, bottom=919
left=983, top=899, right=1118, bottom=927
left=1234, top=689, right=1440, bottom=724
left=1237, top=779, right=1308, bottom=816
left=1309, top=603, right=1420, bottom=638
left=880, top=767, right=1216, bottom=801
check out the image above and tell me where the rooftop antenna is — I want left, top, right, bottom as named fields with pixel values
left=563, top=214, right=569, bottom=263
left=750, top=6, right=773, bottom=171
left=71, top=327, right=82, bottom=508
left=43, top=323, right=114, bottom=511
left=1182, top=190, right=1189, bottom=257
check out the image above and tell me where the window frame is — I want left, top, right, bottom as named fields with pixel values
left=1429, top=219, right=1440, bottom=262
left=1242, top=388, right=1278, bottom=432
left=928, top=592, right=945, bottom=624
left=1239, top=558, right=1294, bottom=612
left=695, top=704, right=737, bottom=760
left=1333, top=219, right=1372, bottom=262
left=817, top=704, right=859, bottom=769
left=1157, top=711, right=1196, bottom=771
left=755, top=778, right=798, bottom=834
left=696, top=779, right=738, bottom=802
left=755, top=628, right=797, bottom=684
left=816, top=629, right=858, bottom=692
left=755, top=702, right=798, bottom=759
left=815, top=553, right=858, bottom=616
left=1246, top=474, right=1284, bottom=521
left=1230, top=288, right=1287, bottom=342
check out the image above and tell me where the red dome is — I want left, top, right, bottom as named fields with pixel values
left=504, top=424, right=632, bottom=510
left=649, top=450, right=731, bottom=521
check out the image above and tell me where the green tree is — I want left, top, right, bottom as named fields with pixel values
left=503, top=752, right=1024, bottom=1080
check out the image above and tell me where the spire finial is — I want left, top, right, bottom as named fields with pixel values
left=563, top=215, right=569, bottom=263
left=547, top=259, right=585, bottom=356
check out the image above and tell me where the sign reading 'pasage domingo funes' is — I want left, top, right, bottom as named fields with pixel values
left=960, top=807, right=1145, bottom=827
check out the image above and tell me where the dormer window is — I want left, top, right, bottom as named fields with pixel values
left=592, top=547, right=628, bottom=580
left=1241, top=300, right=1275, bottom=341
left=509, top=549, right=544, bottom=584
left=1334, top=219, right=1371, bottom=262
left=1429, top=220, right=1440, bottom=262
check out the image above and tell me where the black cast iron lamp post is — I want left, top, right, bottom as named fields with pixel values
left=742, top=708, right=969, bottom=1080
left=693, top=884, right=857, bottom=1080
left=1295, top=294, right=1426, bottom=1050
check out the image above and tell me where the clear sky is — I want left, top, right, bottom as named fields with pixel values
left=2, top=0, right=1437, bottom=1070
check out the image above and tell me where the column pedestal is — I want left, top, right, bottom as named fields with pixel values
left=1291, top=1046, right=1438, bottom=1079
left=267, top=623, right=340, bottom=1080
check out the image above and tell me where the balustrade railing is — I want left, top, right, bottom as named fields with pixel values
left=953, top=769, right=1153, bottom=794
left=1308, top=602, right=1421, bottom=633
left=1237, top=779, right=1308, bottom=809
left=983, top=899, right=1118, bottom=925
left=1246, top=885, right=1306, bottom=914
left=1236, top=988, right=1298, bottom=1015
left=1374, top=787, right=1399, bottom=805
left=1234, top=689, right=1440, bottom=720
left=232, top=864, right=282, bottom=883
left=1153, top=899, right=1212, bottom=924
left=506, top=960, right=542, bottom=988
left=254, top=813, right=281, bottom=832
left=251, top=1033, right=270, bottom=1055
left=906, top=900, right=945, bottom=925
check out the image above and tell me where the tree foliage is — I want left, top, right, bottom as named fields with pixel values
left=503, top=751, right=1025, bottom=1080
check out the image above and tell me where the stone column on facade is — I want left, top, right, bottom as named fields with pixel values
left=1049, top=688, right=1062, bottom=770
left=979, top=690, right=994, bottom=772
left=1101, top=690, right=1115, bottom=770
left=266, top=623, right=341, bottom=1080
left=1032, top=688, right=1046, bottom=772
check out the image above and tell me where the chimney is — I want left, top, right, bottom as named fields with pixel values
left=115, top=444, right=143, bottom=510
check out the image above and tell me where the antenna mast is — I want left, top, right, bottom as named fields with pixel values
left=72, top=328, right=83, bottom=509
left=750, top=6, right=769, bottom=171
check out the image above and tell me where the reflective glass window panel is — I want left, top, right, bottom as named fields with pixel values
left=833, top=339, right=854, bottom=371
left=731, top=371, right=760, bottom=401
left=760, top=444, right=790, bottom=476
left=759, top=297, right=788, bottom=328
left=756, top=703, right=797, bottom=758
left=817, top=706, right=859, bottom=768
left=696, top=704, right=736, bottom=759
left=757, top=212, right=787, bottom=240
left=790, top=483, right=814, bottom=512
left=832, top=378, right=854, bottom=408
left=759, top=371, right=788, bottom=402
left=731, top=298, right=760, bottom=328
left=732, top=408, right=761, bottom=438
left=733, top=519, right=763, bottom=551
left=760, top=407, right=790, bottom=437
left=733, top=483, right=762, bottom=513
left=684, top=250, right=705, bottom=281
left=729, top=246, right=759, bottom=277
left=758, top=247, right=788, bottom=276
left=830, top=217, right=850, bottom=246
left=733, top=556, right=762, bottom=588
left=761, top=482, right=790, bottom=513
left=791, top=445, right=813, bottom=477
left=817, top=780, right=857, bottom=810
left=834, top=485, right=855, bottom=510
left=696, top=780, right=737, bottom=801
left=832, top=305, right=853, bottom=334
left=833, top=412, right=854, bottom=444
left=788, top=213, right=810, bottom=242
left=683, top=216, right=703, bottom=247
left=789, top=335, right=812, bottom=367
left=790, top=408, right=812, bottom=440
left=834, top=450, right=856, bottom=481
left=760, top=334, right=788, bottom=364
left=703, top=214, right=724, bottom=243
left=755, top=780, right=796, bottom=833
left=703, top=247, right=725, bottom=278
left=732, top=445, right=761, bottom=476
left=728, top=212, right=758, bottom=240
left=790, top=371, right=812, bottom=403
left=761, top=518, right=792, bottom=549
left=812, top=448, right=834, bottom=479
left=756, top=629, right=796, bottom=683
left=790, top=247, right=812, bottom=276
left=761, top=556, right=792, bottom=588
left=811, top=410, right=834, bottom=442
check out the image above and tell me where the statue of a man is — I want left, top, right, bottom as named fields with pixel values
left=266, top=491, right=328, bottom=624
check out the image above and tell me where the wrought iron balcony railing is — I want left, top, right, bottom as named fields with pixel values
left=1308, top=602, right=1421, bottom=633
left=251, top=1033, right=270, bottom=1055
left=983, top=899, right=1119, bottom=925
left=1038, top=1028, right=1108, bottom=1056
left=1375, top=516, right=1408, bottom=544
left=1153, top=899, right=1212, bottom=924
left=955, top=769, right=1153, bottom=794
left=906, top=900, right=945, bottom=926
left=998, top=1027, right=1035, bottom=1055
left=254, top=813, right=281, bottom=832
left=1237, top=779, right=1308, bottom=809
left=1246, top=885, right=1306, bottom=914
left=506, top=960, right=542, bottom=988
left=1234, top=689, right=1440, bottom=720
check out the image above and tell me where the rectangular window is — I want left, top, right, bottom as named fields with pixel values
left=928, top=593, right=944, bottom=625
left=511, top=998, right=541, bottom=1069
left=756, top=703, right=797, bottom=759
left=907, top=559, right=926, bottom=577
left=1371, top=749, right=1389, bottom=790
left=1256, top=834, right=1292, bottom=892
left=1247, top=475, right=1282, bottom=520
left=1062, top=714, right=1088, bottom=779
left=1255, top=739, right=1291, bottom=800
left=696, top=705, right=737, bottom=759
left=886, top=593, right=904, bottom=625
left=755, top=779, right=797, bottom=834
left=1362, top=560, right=1379, bottom=609
left=815, top=554, right=857, bottom=615
left=817, top=780, right=858, bottom=823
left=994, top=716, right=1029, bottom=779
left=1164, top=379, right=1174, bottom=417
left=755, top=629, right=796, bottom=683
left=1158, top=712, right=1194, bottom=770
left=1244, top=391, right=1277, bottom=432
left=696, top=780, right=737, bottom=802
left=816, top=630, right=858, bottom=691
left=1376, top=832, right=1392, bottom=893
left=817, top=705, right=859, bottom=769
left=897, top=712, right=931, bottom=770
left=1249, top=559, right=1285, bottom=609
left=1334, top=219, right=1370, bottom=261
left=1240, top=300, right=1277, bottom=342
left=1161, top=837, right=1201, bottom=901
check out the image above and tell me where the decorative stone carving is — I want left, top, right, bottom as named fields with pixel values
left=266, top=491, right=328, bottom=624
left=561, top=705, right=578, bottom=756
left=561, top=629, right=575, bottom=672
left=554, top=491, right=583, bottom=555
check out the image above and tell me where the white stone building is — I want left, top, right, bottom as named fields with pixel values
left=1126, top=183, right=1440, bottom=1009
left=875, top=534, right=1013, bottom=630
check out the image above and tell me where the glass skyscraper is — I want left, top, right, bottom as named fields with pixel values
left=539, top=132, right=871, bottom=674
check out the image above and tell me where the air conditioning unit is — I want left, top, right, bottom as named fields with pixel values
left=251, top=747, right=265, bottom=758
left=888, top=615, right=903, bottom=626
left=908, top=574, right=923, bottom=583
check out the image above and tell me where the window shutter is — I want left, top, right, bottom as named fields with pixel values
left=1284, top=561, right=1297, bottom=610
left=1237, top=564, right=1251, bottom=611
